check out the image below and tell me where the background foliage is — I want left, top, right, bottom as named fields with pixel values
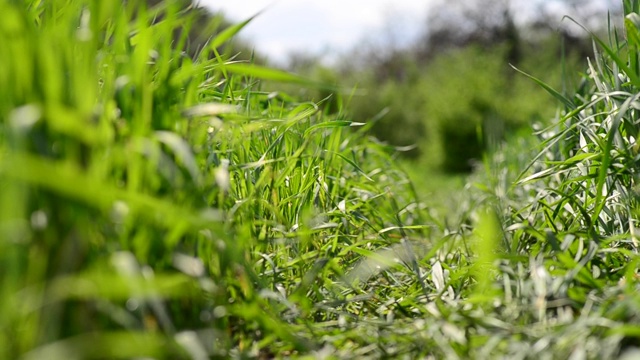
left=290, top=0, right=600, bottom=172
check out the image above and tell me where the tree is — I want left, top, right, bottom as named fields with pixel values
left=419, top=0, right=520, bottom=64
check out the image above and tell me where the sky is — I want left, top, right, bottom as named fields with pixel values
left=200, top=0, right=431, bottom=64
left=200, top=0, right=620, bottom=64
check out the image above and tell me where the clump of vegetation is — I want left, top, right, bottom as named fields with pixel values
left=0, top=1, right=429, bottom=357
left=3, top=0, right=640, bottom=359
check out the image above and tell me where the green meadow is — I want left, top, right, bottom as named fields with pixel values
left=3, top=0, right=640, bottom=358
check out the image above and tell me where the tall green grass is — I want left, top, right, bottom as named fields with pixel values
left=4, top=0, right=640, bottom=358
left=0, top=1, right=432, bottom=358
left=466, top=0, right=640, bottom=357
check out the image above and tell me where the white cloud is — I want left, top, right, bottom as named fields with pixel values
left=200, top=0, right=430, bottom=63
left=199, top=0, right=620, bottom=64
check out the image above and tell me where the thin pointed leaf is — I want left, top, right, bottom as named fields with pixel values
left=209, top=12, right=261, bottom=50
left=511, top=65, right=575, bottom=109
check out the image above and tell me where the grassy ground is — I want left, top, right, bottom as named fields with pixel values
left=3, top=1, right=640, bottom=359
left=402, top=163, right=468, bottom=220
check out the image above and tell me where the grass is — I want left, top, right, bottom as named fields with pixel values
left=3, top=0, right=640, bottom=358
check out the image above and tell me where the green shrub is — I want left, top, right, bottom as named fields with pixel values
left=342, top=42, right=570, bottom=171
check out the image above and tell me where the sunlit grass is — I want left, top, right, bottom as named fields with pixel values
left=3, top=0, right=640, bottom=358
